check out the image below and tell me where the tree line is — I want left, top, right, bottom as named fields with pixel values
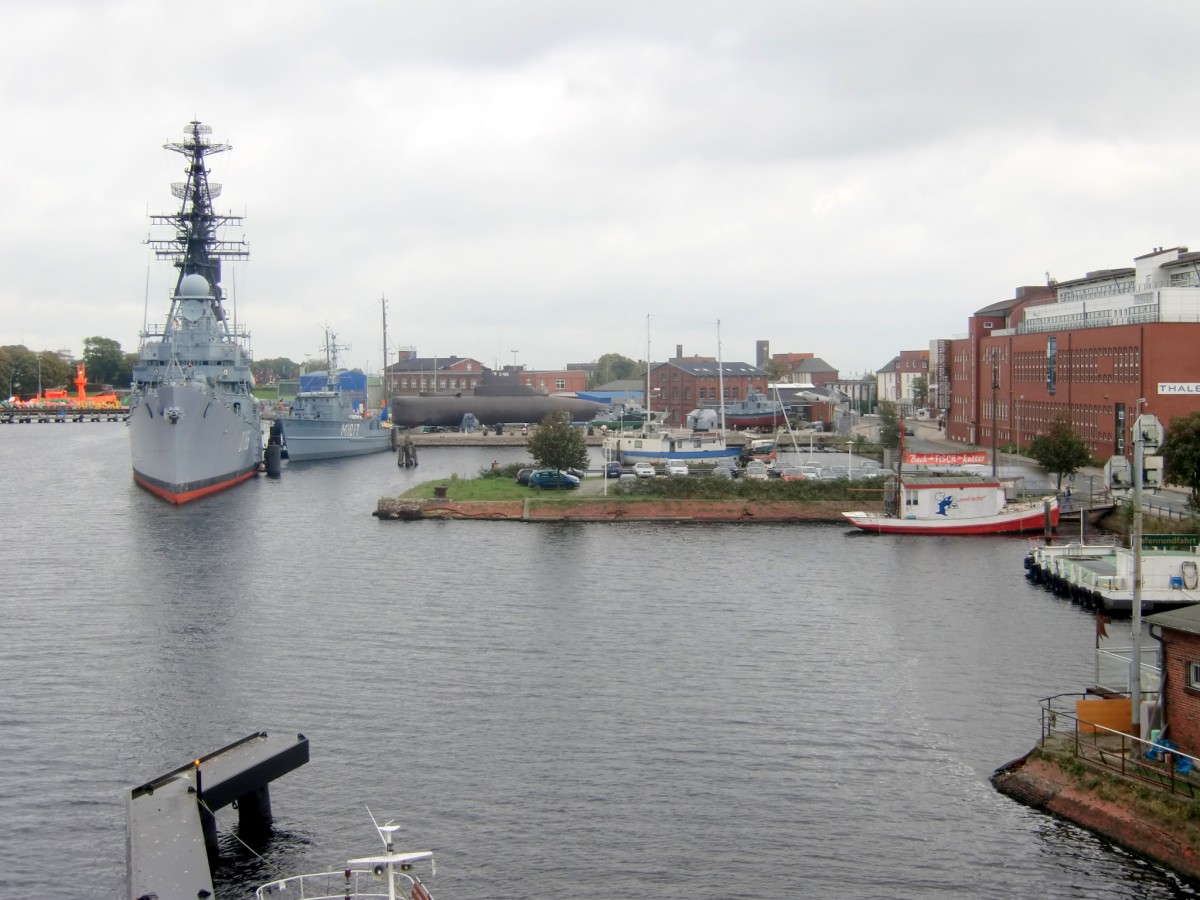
left=1, top=337, right=304, bottom=399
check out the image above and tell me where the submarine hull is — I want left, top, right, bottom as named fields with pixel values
left=391, top=394, right=605, bottom=429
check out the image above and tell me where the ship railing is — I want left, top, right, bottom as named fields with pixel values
left=1093, top=644, right=1161, bottom=696
left=255, top=868, right=429, bottom=900
left=1038, top=692, right=1198, bottom=799
left=1085, top=572, right=1197, bottom=594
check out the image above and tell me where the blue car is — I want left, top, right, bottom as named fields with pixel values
left=528, top=469, right=581, bottom=490
left=604, top=461, right=623, bottom=478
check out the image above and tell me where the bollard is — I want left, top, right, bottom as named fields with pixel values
left=264, top=443, right=283, bottom=477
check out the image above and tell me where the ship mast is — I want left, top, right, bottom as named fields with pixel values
left=147, top=121, right=249, bottom=328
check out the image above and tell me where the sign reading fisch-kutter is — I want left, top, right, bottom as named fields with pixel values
left=905, top=451, right=989, bottom=466
left=1159, top=383, right=1200, bottom=395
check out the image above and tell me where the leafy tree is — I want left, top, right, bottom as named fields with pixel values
left=2, top=345, right=37, bottom=398
left=36, top=350, right=72, bottom=393
left=588, top=353, right=644, bottom=390
left=878, top=400, right=901, bottom=451
left=527, top=411, right=589, bottom=472
left=764, top=358, right=790, bottom=382
left=1027, top=413, right=1092, bottom=491
left=253, top=357, right=301, bottom=384
left=82, top=336, right=129, bottom=387
left=911, top=375, right=929, bottom=409
left=1162, top=411, right=1200, bottom=509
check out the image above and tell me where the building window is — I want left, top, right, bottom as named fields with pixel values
left=555, top=379, right=566, bottom=390
left=1046, top=336, right=1057, bottom=395
left=1190, top=661, right=1200, bottom=690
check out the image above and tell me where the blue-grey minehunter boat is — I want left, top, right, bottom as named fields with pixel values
left=128, top=121, right=261, bottom=504
left=277, top=332, right=394, bottom=461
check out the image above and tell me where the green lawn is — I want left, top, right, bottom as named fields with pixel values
left=402, top=477, right=544, bottom=500
left=400, top=473, right=884, bottom=503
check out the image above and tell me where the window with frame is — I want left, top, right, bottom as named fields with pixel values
left=1189, top=661, right=1200, bottom=690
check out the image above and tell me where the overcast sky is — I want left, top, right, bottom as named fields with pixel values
left=3, top=1, right=1198, bottom=378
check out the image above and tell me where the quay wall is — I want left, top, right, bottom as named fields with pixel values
left=992, top=751, right=1200, bottom=882
left=375, top=498, right=865, bottom=522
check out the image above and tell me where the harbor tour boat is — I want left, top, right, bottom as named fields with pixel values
left=128, top=121, right=262, bottom=504
left=276, top=330, right=393, bottom=461
left=842, top=472, right=1060, bottom=535
left=1024, top=537, right=1200, bottom=614
left=255, top=813, right=436, bottom=900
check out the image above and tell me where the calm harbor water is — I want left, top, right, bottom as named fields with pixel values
left=1, top=424, right=1196, bottom=899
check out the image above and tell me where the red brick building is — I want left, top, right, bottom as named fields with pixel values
left=386, top=352, right=487, bottom=395
left=518, top=368, right=588, bottom=394
left=649, top=357, right=768, bottom=427
left=1145, top=604, right=1200, bottom=756
left=945, top=247, right=1200, bottom=460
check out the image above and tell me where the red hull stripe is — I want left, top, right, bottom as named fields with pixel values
left=844, top=509, right=1059, bottom=535
left=134, top=468, right=258, bottom=505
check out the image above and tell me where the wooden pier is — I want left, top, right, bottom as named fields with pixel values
left=127, top=731, right=309, bottom=900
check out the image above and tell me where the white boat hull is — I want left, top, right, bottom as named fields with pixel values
left=843, top=498, right=1058, bottom=535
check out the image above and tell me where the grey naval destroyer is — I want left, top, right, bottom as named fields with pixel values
left=128, top=121, right=261, bottom=503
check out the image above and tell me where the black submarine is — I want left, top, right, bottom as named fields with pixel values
left=390, top=371, right=606, bottom=429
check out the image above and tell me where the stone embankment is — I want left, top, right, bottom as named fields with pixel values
left=992, top=749, right=1200, bottom=882
left=375, top=497, right=864, bottom=522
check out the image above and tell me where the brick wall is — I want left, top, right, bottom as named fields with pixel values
left=1163, top=630, right=1200, bottom=754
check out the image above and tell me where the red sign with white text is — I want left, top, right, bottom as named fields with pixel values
left=905, top=451, right=989, bottom=466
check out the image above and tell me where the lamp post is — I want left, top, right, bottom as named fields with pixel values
left=1131, top=398, right=1147, bottom=736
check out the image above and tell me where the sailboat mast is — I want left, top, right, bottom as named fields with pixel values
left=717, top=318, right=726, bottom=433
left=645, top=313, right=651, bottom=418
left=381, top=295, right=389, bottom=402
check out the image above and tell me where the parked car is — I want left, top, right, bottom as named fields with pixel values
left=665, top=461, right=689, bottom=476
left=515, top=467, right=534, bottom=485
left=604, top=461, right=623, bottom=478
left=711, top=465, right=734, bottom=479
left=632, top=462, right=656, bottom=478
left=779, top=467, right=807, bottom=481
left=528, top=469, right=581, bottom=490
left=799, top=464, right=823, bottom=479
left=744, top=461, right=769, bottom=481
